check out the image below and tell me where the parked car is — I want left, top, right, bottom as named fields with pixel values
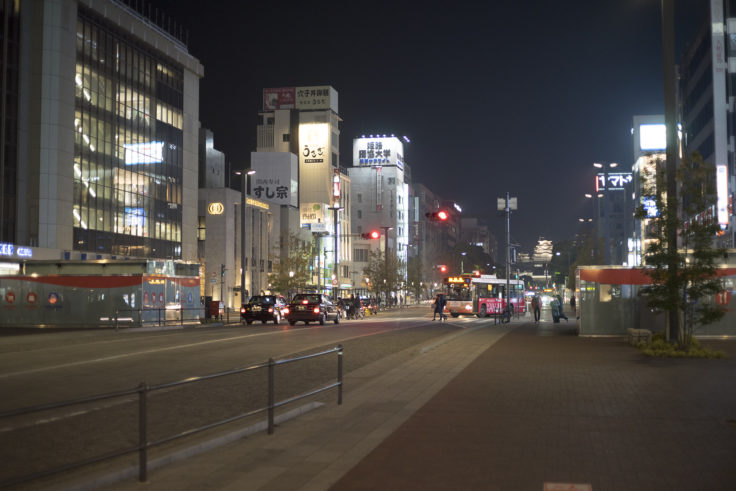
left=284, top=293, right=340, bottom=326
left=240, top=295, right=287, bottom=325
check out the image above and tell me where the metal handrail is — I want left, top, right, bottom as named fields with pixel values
left=0, top=345, right=343, bottom=487
left=114, top=307, right=205, bottom=329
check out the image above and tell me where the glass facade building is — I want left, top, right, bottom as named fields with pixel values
left=73, top=7, right=184, bottom=258
left=0, top=0, right=202, bottom=263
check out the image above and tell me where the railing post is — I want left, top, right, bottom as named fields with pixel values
left=180, top=305, right=184, bottom=326
left=115, top=310, right=119, bottom=331
left=337, top=345, right=343, bottom=405
left=267, top=357, right=275, bottom=434
left=137, top=382, right=148, bottom=482
left=158, top=308, right=161, bottom=327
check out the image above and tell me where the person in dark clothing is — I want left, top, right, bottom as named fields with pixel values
left=555, top=294, right=568, bottom=321
left=570, top=295, right=576, bottom=313
left=531, top=295, right=541, bottom=323
left=433, top=293, right=447, bottom=321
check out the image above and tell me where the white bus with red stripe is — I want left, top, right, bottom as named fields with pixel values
left=443, top=274, right=525, bottom=318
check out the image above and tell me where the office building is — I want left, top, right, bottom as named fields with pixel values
left=0, top=0, right=203, bottom=264
left=350, top=136, right=410, bottom=297
left=679, top=1, right=734, bottom=246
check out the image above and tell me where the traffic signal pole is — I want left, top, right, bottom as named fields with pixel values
left=505, top=192, right=511, bottom=313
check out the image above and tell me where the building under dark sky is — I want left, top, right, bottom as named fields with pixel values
left=118, top=0, right=706, bottom=251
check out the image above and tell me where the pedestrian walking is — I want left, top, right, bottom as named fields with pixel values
left=570, top=295, right=576, bottom=313
left=555, top=294, right=568, bottom=322
left=531, top=295, right=541, bottom=323
left=432, top=293, right=447, bottom=321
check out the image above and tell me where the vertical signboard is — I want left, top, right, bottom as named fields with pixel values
left=299, top=123, right=329, bottom=164
left=716, top=164, right=728, bottom=228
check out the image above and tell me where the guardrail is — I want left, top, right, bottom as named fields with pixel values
left=0, top=345, right=343, bottom=487
left=114, top=307, right=204, bottom=328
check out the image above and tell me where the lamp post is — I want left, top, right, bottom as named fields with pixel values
left=329, top=205, right=343, bottom=298
left=236, top=169, right=255, bottom=305
left=380, top=226, right=393, bottom=303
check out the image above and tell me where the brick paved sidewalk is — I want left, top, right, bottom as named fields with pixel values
left=332, top=324, right=736, bottom=491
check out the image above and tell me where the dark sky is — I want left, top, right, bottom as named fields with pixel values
left=148, top=0, right=706, bottom=253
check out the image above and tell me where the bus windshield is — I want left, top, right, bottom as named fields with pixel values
left=445, top=282, right=472, bottom=301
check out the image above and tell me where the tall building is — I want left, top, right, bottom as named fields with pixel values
left=630, top=115, right=666, bottom=266
left=0, top=0, right=203, bottom=263
left=592, top=163, right=633, bottom=265
left=350, top=135, right=410, bottom=296
left=679, top=0, right=734, bottom=246
left=256, top=86, right=352, bottom=294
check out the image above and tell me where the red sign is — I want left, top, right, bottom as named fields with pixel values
left=263, top=87, right=295, bottom=110
left=27, top=292, right=37, bottom=304
left=5, top=291, right=15, bottom=304
left=715, top=290, right=731, bottom=306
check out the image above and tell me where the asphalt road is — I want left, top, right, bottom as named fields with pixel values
left=0, top=305, right=493, bottom=488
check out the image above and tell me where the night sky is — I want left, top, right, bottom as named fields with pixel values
left=148, top=0, right=706, bottom=253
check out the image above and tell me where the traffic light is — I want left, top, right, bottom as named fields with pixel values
left=438, top=265, right=448, bottom=274
left=220, top=264, right=225, bottom=278
left=426, top=210, right=449, bottom=221
left=360, top=230, right=381, bottom=239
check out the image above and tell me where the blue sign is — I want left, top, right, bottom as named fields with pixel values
left=188, top=292, right=193, bottom=304
left=0, top=243, right=33, bottom=258
left=0, top=243, right=14, bottom=256
left=17, top=247, right=32, bottom=258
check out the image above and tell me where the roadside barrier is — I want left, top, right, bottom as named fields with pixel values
left=0, top=345, right=343, bottom=487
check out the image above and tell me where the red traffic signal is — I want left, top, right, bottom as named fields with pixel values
left=438, top=265, right=448, bottom=273
left=426, top=210, right=450, bottom=221
left=360, top=230, right=381, bottom=239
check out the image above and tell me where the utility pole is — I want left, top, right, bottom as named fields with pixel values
left=661, top=0, right=680, bottom=342
left=497, top=193, right=517, bottom=315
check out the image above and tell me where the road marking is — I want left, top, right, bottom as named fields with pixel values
left=0, top=319, right=431, bottom=379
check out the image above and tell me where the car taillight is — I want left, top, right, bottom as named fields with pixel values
left=282, top=307, right=289, bottom=315
left=268, top=307, right=273, bottom=313
left=302, top=300, right=308, bottom=304
left=240, top=307, right=246, bottom=314
left=313, top=307, right=320, bottom=314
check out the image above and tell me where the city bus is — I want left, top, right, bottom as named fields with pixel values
left=442, top=274, right=525, bottom=318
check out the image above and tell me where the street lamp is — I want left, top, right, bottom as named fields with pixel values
left=380, top=226, right=393, bottom=303
left=236, top=168, right=255, bottom=304
left=328, top=205, right=344, bottom=298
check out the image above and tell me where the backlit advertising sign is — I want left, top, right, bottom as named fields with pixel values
left=124, top=141, right=164, bottom=165
left=716, top=164, right=728, bottom=228
left=639, top=124, right=666, bottom=151
left=353, top=136, right=404, bottom=168
left=596, top=172, right=632, bottom=191
left=299, top=123, right=329, bottom=164
left=300, top=202, right=329, bottom=232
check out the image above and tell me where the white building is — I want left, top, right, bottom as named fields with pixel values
left=350, top=135, right=410, bottom=296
